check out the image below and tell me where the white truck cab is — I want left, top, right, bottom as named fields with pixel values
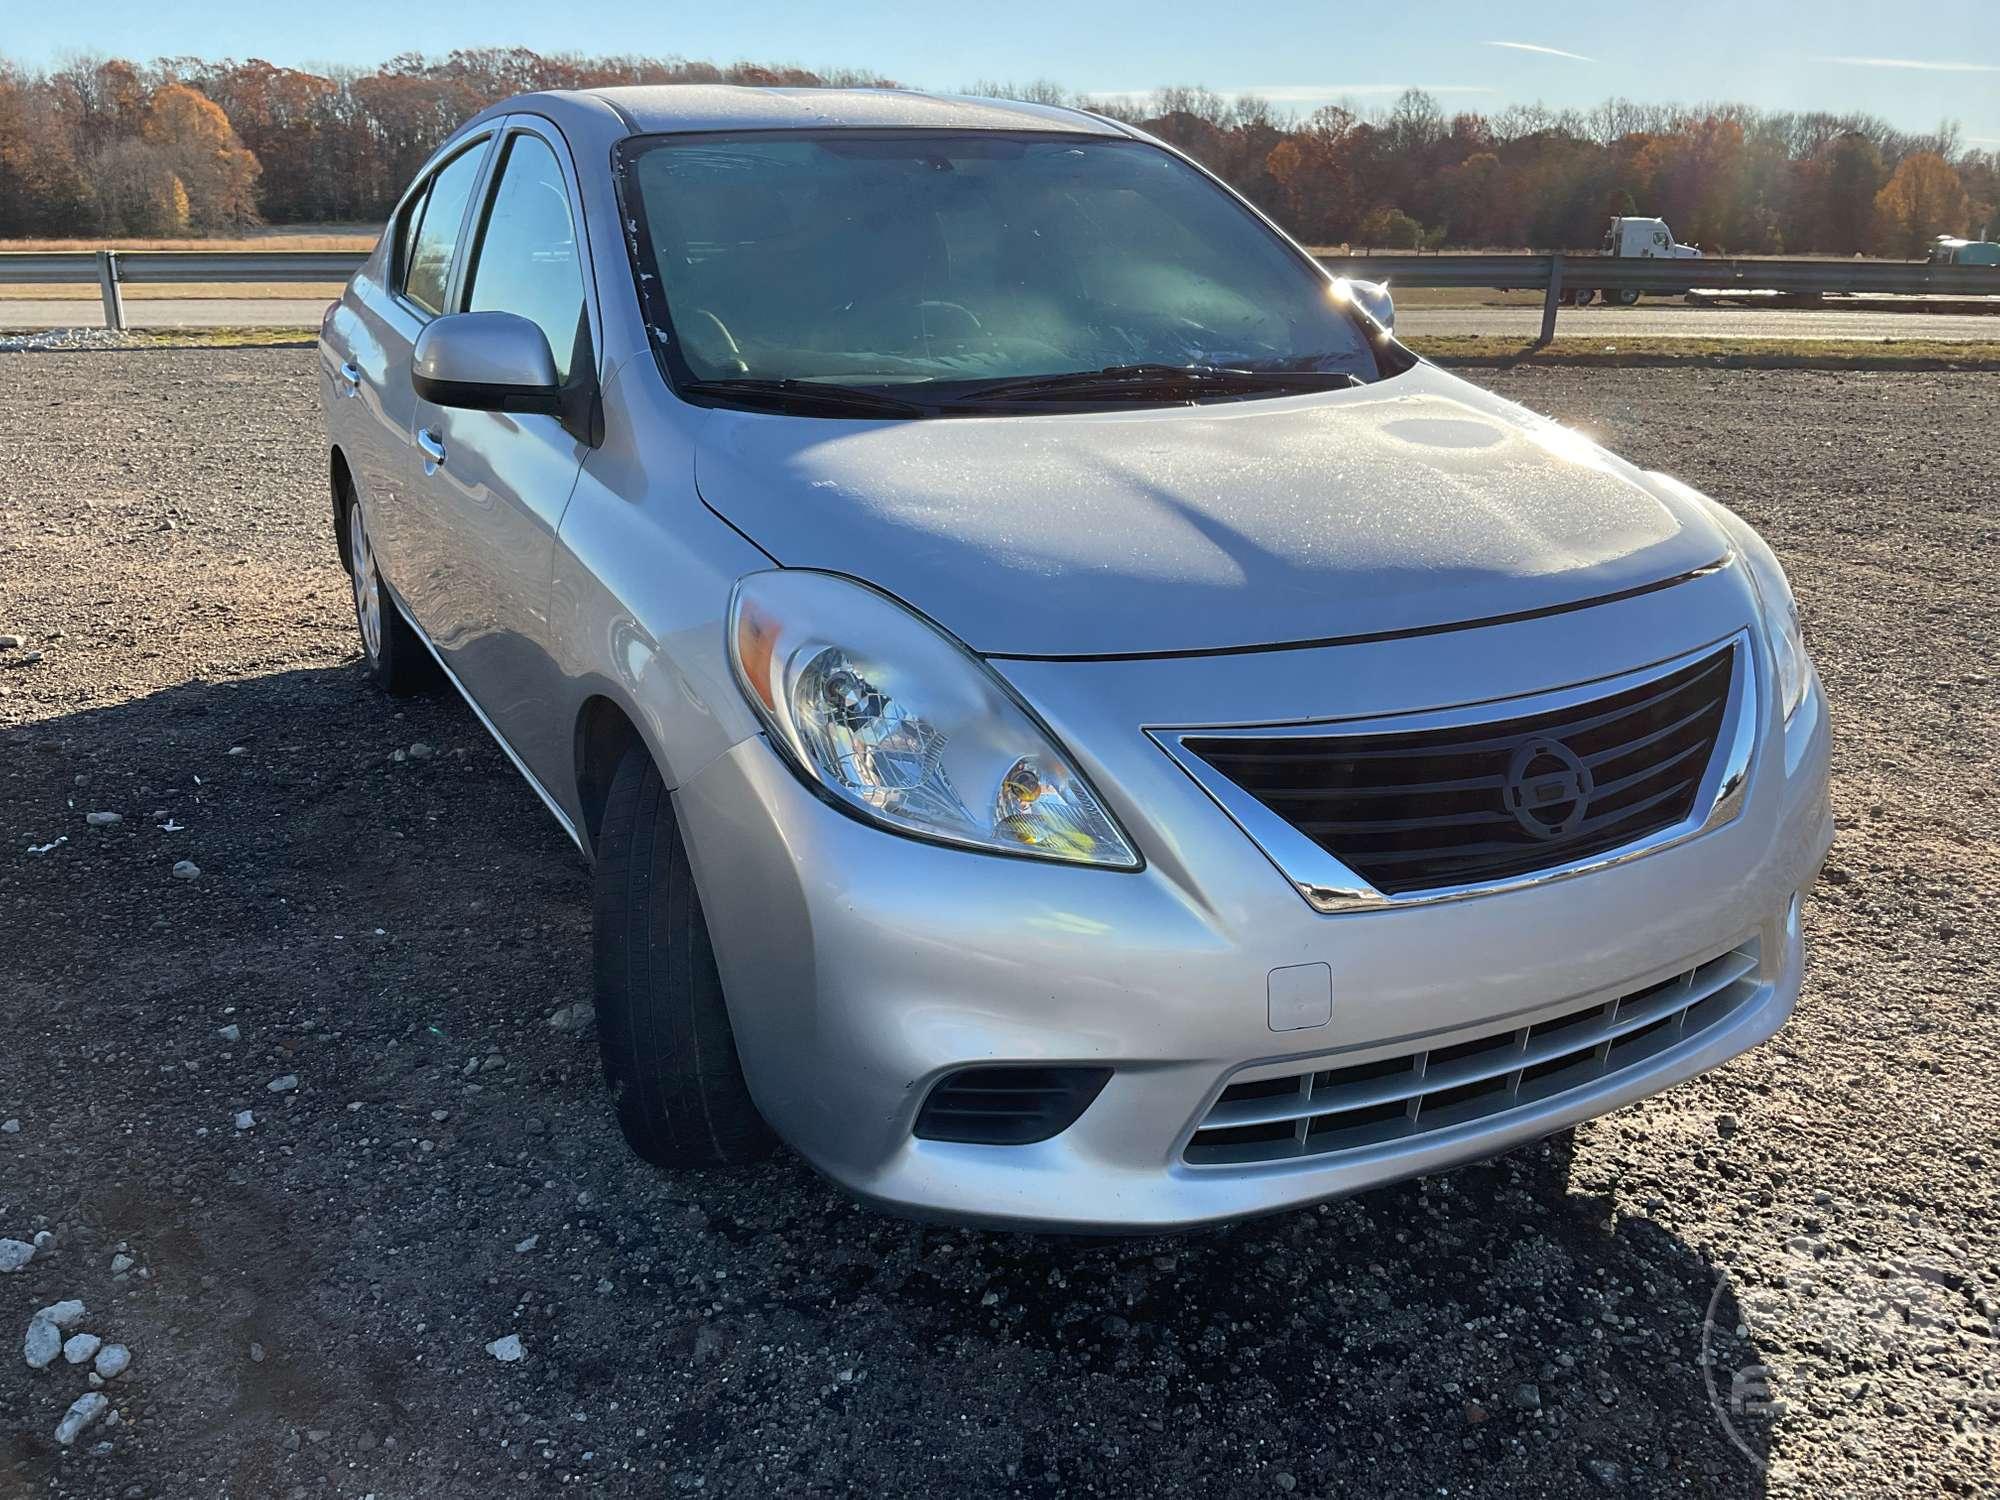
left=1605, top=216, right=1703, bottom=260
left=1573, top=216, right=1703, bottom=306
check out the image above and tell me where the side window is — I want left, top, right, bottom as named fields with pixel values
left=401, top=143, right=487, bottom=317
left=465, top=133, right=588, bottom=384
left=392, top=187, right=426, bottom=288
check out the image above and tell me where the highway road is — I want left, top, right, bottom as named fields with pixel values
left=1396, top=303, right=2000, bottom=341
left=2, top=296, right=1998, bottom=341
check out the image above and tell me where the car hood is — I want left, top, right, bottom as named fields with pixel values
left=692, top=363, right=1729, bottom=658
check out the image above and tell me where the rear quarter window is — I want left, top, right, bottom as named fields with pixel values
left=400, top=142, right=488, bottom=317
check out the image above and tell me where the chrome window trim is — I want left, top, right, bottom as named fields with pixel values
left=1149, top=628, right=1758, bottom=914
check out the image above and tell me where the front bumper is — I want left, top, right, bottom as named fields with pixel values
left=673, top=572, right=1833, bottom=1232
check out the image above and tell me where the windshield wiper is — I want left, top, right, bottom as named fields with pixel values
left=678, top=377, right=928, bottom=419
left=952, top=363, right=1364, bottom=405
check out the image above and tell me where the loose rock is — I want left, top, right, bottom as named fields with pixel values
left=234, top=1110, right=255, bottom=1130
left=0, top=1237, right=35, bottom=1272
left=485, top=1334, right=524, bottom=1362
left=171, top=859, right=200, bottom=881
left=25, top=1318, right=61, bottom=1369
left=85, top=811, right=123, bottom=827
left=36, top=1299, right=85, bottom=1329
left=63, top=1331, right=102, bottom=1364
left=94, top=1343, right=131, bottom=1379
left=218, top=1023, right=240, bottom=1043
left=54, top=1391, right=109, bottom=1447
left=267, top=1074, right=298, bottom=1093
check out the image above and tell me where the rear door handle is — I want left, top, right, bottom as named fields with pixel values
left=416, top=428, right=446, bottom=467
left=337, top=360, right=361, bottom=393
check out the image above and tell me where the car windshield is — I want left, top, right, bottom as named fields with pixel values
left=619, top=130, right=1387, bottom=402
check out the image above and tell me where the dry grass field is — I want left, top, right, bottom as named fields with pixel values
left=0, top=226, right=380, bottom=253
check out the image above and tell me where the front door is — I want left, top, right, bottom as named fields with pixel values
left=352, top=136, right=493, bottom=592
left=408, top=121, right=596, bottom=788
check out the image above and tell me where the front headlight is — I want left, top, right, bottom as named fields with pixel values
left=727, top=571, right=1139, bottom=868
left=1646, top=472, right=1809, bottom=723
left=1734, top=527, right=1809, bottom=723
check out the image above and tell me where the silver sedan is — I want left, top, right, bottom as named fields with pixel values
left=318, top=86, right=1832, bottom=1231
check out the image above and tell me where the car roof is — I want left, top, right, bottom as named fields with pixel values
left=512, top=85, right=1134, bottom=139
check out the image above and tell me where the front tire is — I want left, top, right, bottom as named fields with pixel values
left=345, top=493, right=437, bottom=696
left=1613, top=288, right=1642, bottom=306
left=592, top=747, right=775, bottom=1168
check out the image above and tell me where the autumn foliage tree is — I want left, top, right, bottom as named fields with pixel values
left=0, top=63, right=92, bottom=233
left=140, top=82, right=261, bottom=229
left=0, top=51, right=1993, bottom=252
left=92, top=137, right=189, bottom=234
left=1871, top=152, right=1972, bottom=256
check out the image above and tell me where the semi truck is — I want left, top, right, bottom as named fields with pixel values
left=1565, top=216, right=1703, bottom=306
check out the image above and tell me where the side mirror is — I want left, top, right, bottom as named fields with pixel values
left=1335, top=276, right=1395, bottom=333
left=412, top=311, right=561, bottom=415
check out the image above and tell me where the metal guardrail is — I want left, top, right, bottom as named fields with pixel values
left=1317, top=253, right=2000, bottom=340
left=1, top=247, right=1996, bottom=337
left=1, top=250, right=367, bottom=330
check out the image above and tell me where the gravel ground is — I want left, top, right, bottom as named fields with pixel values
left=1, top=351, right=1995, bottom=1499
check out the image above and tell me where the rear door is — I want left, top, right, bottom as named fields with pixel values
left=407, top=116, right=597, bottom=786
left=343, top=135, right=496, bottom=592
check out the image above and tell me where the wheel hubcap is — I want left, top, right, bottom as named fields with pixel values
left=350, top=501, right=383, bottom=661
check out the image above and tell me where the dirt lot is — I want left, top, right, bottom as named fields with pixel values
left=1, top=352, right=1995, bottom=1499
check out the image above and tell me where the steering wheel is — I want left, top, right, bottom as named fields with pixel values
left=683, top=307, right=748, bottom=375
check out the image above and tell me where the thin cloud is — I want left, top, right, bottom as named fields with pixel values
left=1487, top=41, right=1595, bottom=63
left=1084, top=84, right=1500, bottom=102
left=1812, top=55, right=2000, bottom=73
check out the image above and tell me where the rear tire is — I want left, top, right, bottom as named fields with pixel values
left=591, top=747, right=775, bottom=1168
left=345, top=492, right=438, bottom=697
left=1613, top=288, right=1642, bottom=307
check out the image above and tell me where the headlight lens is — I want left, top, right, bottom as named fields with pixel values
left=1646, top=472, right=1809, bottom=723
left=1739, top=535, right=1808, bottom=723
left=728, top=571, right=1139, bottom=868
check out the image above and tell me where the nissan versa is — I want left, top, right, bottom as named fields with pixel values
left=317, top=87, right=1832, bottom=1232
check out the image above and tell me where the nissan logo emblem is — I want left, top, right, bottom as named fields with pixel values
left=1502, top=737, right=1594, bottom=840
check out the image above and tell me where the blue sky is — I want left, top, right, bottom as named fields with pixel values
left=11, top=0, right=2000, bottom=146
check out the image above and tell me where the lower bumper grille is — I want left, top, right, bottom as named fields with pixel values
left=914, top=1065, right=1112, bottom=1146
left=1184, top=940, right=1761, bottom=1166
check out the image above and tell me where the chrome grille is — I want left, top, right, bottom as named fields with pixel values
left=1184, top=940, right=1761, bottom=1166
left=1181, top=644, right=1735, bottom=897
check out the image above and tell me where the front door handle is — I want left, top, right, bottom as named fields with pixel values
left=416, top=427, right=446, bottom=467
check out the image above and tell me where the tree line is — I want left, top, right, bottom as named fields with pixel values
left=1, top=49, right=1996, bottom=257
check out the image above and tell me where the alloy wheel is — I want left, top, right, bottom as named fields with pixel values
left=350, top=499, right=384, bottom=662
